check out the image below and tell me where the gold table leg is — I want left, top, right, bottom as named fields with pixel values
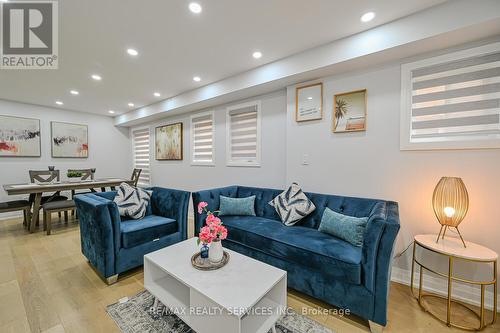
left=411, top=242, right=416, bottom=297
left=447, top=256, right=453, bottom=326
left=494, top=260, right=497, bottom=325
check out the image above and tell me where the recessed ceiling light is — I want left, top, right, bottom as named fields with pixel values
left=252, top=51, right=262, bottom=59
left=55, top=101, right=63, bottom=105
left=154, top=92, right=161, bottom=97
left=307, top=96, right=313, bottom=100
left=193, top=76, right=201, bottom=82
left=70, top=90, right=79, bottom=95
left=189, top=2, right=202, bottom=14
left=128, top=103, right=135, bottom=107
left=361, top=12, right=375, bottom=22
left=108, top=110, right=115, bottom=114
left=91, top=74, right=102, bottom=81
left=127, top=48, right=138, bottom=56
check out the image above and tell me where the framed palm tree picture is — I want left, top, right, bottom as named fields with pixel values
left=333, top=89, right=367, bottom=133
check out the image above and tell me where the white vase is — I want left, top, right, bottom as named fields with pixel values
left=209, top=239, right=224, bottom=263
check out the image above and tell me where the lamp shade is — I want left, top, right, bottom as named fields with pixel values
left=432, top=177, right=469, bottom=228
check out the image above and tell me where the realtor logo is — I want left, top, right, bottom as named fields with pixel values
left=1, top=1, right=58, bottom=69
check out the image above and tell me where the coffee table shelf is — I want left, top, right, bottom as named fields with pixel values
left=144, top=239, right=287, bottom=333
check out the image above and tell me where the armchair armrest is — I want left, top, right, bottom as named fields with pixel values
left=74, top=193, right=122, bottom=278
left=361, top=201, right=400, bottom=326
left=149, top=187, right=191, bottom=240
left=192, top=186, right=238, bottom=235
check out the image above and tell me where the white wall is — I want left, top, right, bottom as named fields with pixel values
left=137, top=90, right=287, bottom=193
left=0, top=100, right=132, bottom=215
left=285, top=64, right=500, bottom=309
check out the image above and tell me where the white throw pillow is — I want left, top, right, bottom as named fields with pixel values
left=113, top=182, right=152, bottom=220
left=269, top=183, right=316, bottom=226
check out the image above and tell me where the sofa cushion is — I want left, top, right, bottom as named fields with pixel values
left=121, top=215, right=177, bottom=249
left=219, top=195, right=256, bottom=216
left=269, top=183, right=315, bottom=226
left=222, top=216, right=362, bottom=284
left=318, top=208, right=368, bottom=247
left=114, top=183, right=152, bottom=219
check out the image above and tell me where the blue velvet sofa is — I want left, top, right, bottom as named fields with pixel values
left=74, top=187, right=190, bottom=284
left=193, top=186, right=399, bottom=329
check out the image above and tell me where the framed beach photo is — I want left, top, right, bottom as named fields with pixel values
left=156, top=122, right=183, bottom=160
left=296, top=83, right=323, bottom=122
left=333, top=89, right=367, bottom=133
left=51, top=121, right=88, bottom=158
left=0, top=115, right=41, bottom=157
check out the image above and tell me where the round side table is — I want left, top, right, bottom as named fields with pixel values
left=410, top=234, right=497, bottom=331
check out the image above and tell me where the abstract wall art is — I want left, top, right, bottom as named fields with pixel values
left=51, top=121, right=88, bottom=158
left=155, top=122, right=183, bottom=160
left=0, top=115, right=41, bottom=157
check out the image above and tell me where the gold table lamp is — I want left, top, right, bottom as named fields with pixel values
left=432, top=177, right=469, bottom=247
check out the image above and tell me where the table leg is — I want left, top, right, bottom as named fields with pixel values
left=418, top=266, right=423, bottom=305
left=494, top=260, right=497, bottom=324
left=447, top=256, right=453, bottom=326
left=30, top=193, right=42, bottom=233
left=480, top=285, right=485, bottom=329
left=410, top=242, right=416, bottom=298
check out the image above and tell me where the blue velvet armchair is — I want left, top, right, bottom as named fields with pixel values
left=193, top=185, right=400, bottom=331
left=74, top=186, right=190, bottom=284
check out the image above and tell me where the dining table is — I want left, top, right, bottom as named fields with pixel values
left=3, top=178, right=134, bottom=232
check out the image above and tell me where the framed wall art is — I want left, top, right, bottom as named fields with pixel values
left=333, top=89, right=367, bottom=133
left=0, top=115, right=41, bottom=157
left=156, top=122, right=183, bottom=160
left=296, top=83, right=323, bottom=122
left=51, top=121, right=88, bottom=158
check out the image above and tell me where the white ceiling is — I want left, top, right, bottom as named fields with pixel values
left=0, top=0, right=447, bottom=116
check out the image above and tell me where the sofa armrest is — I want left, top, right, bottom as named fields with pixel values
left=192, top=186, right=238, bottom=235
left=361, top=201, right=400, bottom=325
left=74, top=193, right=122, bottom=278
left=149, top=187, right=191, bottom=240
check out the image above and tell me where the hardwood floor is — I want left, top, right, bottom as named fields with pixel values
left=0, top=215, right=498, bottom=333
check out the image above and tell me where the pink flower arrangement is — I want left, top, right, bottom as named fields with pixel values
left=197, top=201, right=228, bottom=245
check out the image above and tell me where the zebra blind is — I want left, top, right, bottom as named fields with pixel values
left=226, top=101, right=261, bottom=166
left=132, top=128, right=150, bottom=185
left=401, top=42, right=500, bottom=150
left=191, top=111, right=215, bottom=165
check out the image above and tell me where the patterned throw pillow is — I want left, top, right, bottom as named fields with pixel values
left=269, top=183, right=316, bottom=226
left=113, top=182, right=152, bottom=220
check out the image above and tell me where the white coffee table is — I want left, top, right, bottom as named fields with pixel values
left=144, top=239, right=287, bottom=333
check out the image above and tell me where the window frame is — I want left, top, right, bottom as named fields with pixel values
left=131, top=126, right=151, bottom=186
left=400, top=41, right=500, bottom=151
left=190, top=110, right=216, bottom=166
left=226, top=100, right=262, bottom=167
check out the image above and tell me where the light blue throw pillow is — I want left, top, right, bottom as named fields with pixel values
left=219, top=195, right=256, bottom=216
left=318, top=207, right=368, bottom=247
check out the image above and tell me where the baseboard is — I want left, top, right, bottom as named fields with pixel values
left=391, top=266, right=499, bottom=312
left=0, top=211, right=24, bottom=220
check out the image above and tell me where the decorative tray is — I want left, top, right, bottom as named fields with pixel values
left=191, top=251, right=230, bottom=271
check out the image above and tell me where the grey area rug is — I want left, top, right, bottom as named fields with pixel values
left=107, top=290, right=334, bottom=333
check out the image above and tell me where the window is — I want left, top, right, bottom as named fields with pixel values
left=226, top=100, right=261, bottom=166
left=401, top=42, right=500, bottom=150
left=132, top=127, right=151, bottom=185
left=191, top=111, right=215, bottom=165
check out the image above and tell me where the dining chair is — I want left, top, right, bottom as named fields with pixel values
left=68, top=168, right=96, bottom=216
left=99, top=168, right=142, bottom=192
left=29, top=170, right=69, bottom=223
left=131, top=168, right=142, bottom=186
